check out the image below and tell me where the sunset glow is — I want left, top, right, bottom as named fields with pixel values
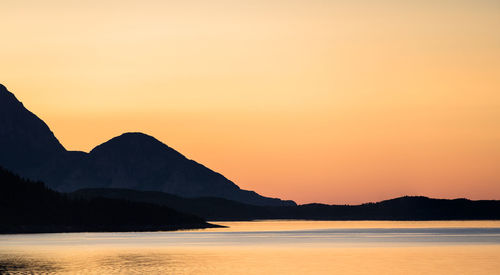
left=1, top=0, right=499, bottom=204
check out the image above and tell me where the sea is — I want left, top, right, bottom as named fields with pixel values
left=1, top=220, right=499, bottom=274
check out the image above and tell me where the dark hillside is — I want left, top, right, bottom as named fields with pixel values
left=0, top=166, right=217, bottom=234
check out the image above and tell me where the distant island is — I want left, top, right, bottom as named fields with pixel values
left=72, top=187, right=500, bottom=221
left=1, top=83, right=500, bottom=234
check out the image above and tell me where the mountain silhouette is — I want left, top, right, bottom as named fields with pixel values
left=0, top=84, right=65, bottom=179
left=0, top=84, right=295, bottom=206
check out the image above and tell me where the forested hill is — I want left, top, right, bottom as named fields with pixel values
left=0, top=166, right=218, bottom=234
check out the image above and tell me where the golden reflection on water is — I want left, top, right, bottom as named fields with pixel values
left=1, top=221, right=500, bottom=274
left=205, top=220, right=500, bottom=232
left=2, top=246, right=500, bottom=274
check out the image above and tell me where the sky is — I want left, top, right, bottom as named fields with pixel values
left=1, top=0, right=499, bottom=204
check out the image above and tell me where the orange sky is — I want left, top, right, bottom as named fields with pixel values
left=1, top=0, right=499, bottom=204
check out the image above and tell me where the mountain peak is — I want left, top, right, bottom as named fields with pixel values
left=90, top=132, right=184, bottom=158
left=98, top=132, right=162, bottom=145
left=114, top=132, right=162, bottom=143
left=0, top=83, right=21, bottom=105
left=0, top=83, right=66, bottom=178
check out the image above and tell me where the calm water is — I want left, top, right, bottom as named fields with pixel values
left=1, top=220, right=500, bottom=274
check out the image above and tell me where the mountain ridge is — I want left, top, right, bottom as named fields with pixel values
left=72, top=187, right=500, bottom=221
left=0, top=84, right=295, bottom=206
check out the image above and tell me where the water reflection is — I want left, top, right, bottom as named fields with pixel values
left=0, top=254, right=61, bottom=274
left=1, top=221, right=500, bottom=274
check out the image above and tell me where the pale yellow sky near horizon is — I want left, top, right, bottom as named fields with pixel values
left=1, top=0, right=499, bottom=204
